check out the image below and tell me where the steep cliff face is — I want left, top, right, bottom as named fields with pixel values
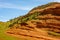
left=7, top=2, right=60, bottom=40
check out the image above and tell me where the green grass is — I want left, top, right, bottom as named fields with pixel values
left=0, top=23, right=23, bottom=40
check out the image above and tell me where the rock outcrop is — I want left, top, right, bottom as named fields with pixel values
left=7, top=2, right=60, bottom=40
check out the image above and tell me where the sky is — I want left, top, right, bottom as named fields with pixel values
left=0, top=0, right=60, bottom=22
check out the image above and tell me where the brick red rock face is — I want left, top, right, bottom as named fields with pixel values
left=42, top=6, right=60, bottom=15
left=37, top=6, right=60, bottom=33
left=13, top=6, right=60, bottom=33
left=6, top=4, right=60, bottom=40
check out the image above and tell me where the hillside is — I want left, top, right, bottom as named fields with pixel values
left=6, top=2, right=60, bottom=40
left=8, top=2, right=60, bottom=25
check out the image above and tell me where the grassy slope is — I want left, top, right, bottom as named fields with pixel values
left=0, top=22, right=23, bottom=40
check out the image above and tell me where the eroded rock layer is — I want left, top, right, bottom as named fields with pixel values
left=7, top=3, right=60, bottom=40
